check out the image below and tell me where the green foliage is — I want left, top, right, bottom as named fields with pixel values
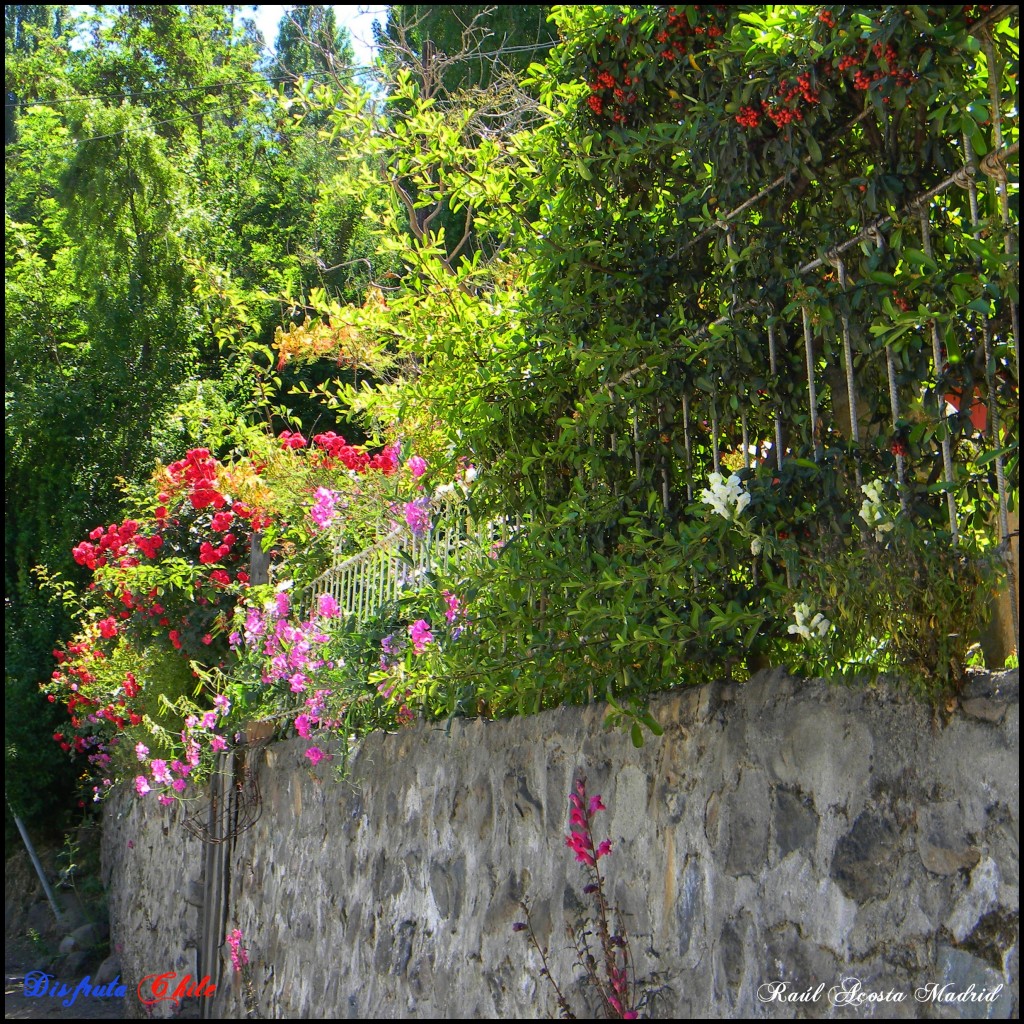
left=309, top=3, right=1017, bottom=726
left=7, top=5, right=1019, bottom=810
left=4, top=3, right=395, bottom=828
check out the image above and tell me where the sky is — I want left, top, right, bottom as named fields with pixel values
left=246, top=5, right=385, bottom=68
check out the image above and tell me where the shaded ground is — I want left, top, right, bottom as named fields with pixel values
left=5, top=940, right=125, bottom=1020
left=6, top=831, right=125, bottom=1020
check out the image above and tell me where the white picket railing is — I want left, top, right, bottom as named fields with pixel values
left=306, top=511, right=515, bottom=623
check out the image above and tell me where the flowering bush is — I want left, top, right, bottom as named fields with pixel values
left=43, top=428, right=449, bottom=799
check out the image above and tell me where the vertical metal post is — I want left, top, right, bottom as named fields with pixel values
left=801, top=305, right=823, bottom=461
left=962, top=131, right=1019, bottom=654
left=883, top=344, right=909, bottom=512
left=682, top=393, right=694, bottom=501
left=767, top=322, right=785, bottom=471
left=834, top=257, right=863, bottom=489
left=919, top=206, right=960, bottom=542
left=983, top=30, right=1021, bottom=376
left=657, top=399, right=671, bottom=514
left=710, top=383, right=721, bottom=474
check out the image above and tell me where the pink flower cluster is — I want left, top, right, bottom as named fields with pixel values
left=408, top=619, right=433, bottom=654
left=132, top=696, right=232, bottom=803
left=310, top=487, right=340, bottom=531
left=231, top=595, right=335, bottom=693
left=226, top=928, right=249, bottom=972
left=565, top=780, right=612, bottom=867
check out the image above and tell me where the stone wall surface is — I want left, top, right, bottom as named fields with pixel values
left=102, top=669, right=1019, bottom=1019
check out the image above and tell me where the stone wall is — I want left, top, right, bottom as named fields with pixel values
left=102, top=669, right=1019, bottom=1018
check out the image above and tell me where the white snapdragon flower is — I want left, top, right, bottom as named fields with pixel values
left=788, top=602, right=831, bottom=640
left=700, top=471, right=751, bottom=521
left=859, top=478, right=896, bottom=542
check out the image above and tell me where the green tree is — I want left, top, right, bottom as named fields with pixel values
left=271, top=5, right=355, bottom=92
left=4, top=4, right=73, bottom=143
left=378, top=5, right=558, bottom=92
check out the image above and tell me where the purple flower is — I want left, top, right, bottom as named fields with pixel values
left=243, top=606, right=266, bottom=641
left=404, top=499, right=431, bottom=538
left=306, top=690, right=331, bottom=717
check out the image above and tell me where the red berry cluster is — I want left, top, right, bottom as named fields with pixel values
left=839, top=42, right=917, bottom=93
left=584, top=5, right=728, bottom=126
left=962, top=5, right=993, bottom=25
left=735, top=106, right=761, bottom=128
left=736, top=71, right=820, bottom=129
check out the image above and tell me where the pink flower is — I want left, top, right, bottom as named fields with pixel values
left=565, top=830, right=595, bottom=866
left=305, top=746, right=329, bottom=767
left=408, top=619, right=433, bottom=654
left=134, top=775, right=150, bottom=797
left=214, top=694, right=231, bottom=714
left=294, top=714, right=312, bottom=739
left=158, top=794, right=174, bottom=806
left=150, top=759, right=171, bottom=784
left=210, top=735, right=227, bottom=752
left=226, top=928, right=249, bottom=972
left=310, top=487, right=339, bottom=530
left=201, top=711, right=218, bottom=729
left=317, top=593, right=341, bottom=618
left=442, top=590, right=463, bottom=624
left=135, top=742, right=149, bottom=762
left=407, top=455, right=428, bottom=478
